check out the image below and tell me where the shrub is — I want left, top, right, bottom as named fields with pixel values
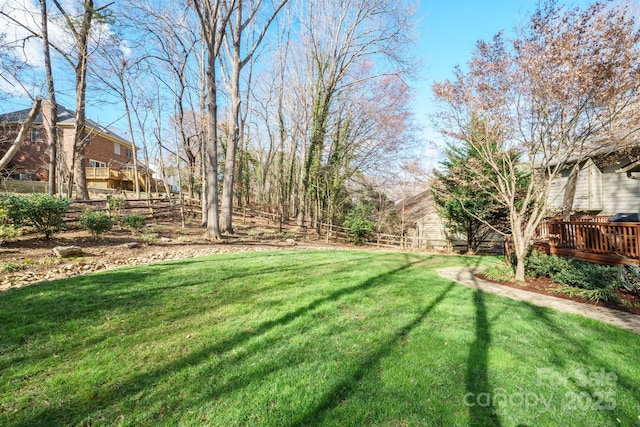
left=483, top=263, right=515, bottom=282
left=79, top=209, right=113, bottom=239
left=0, top=208, right=20, bottom=246
left=0, top=194, right=30, bottom=227
left=524, top=250, right=569, bottom=278
left=2, top=194, right=71, bottom=239
left=106, top=196, right=125, bottom=218
left=0, top=225, right=20, bottom=246
left=343, top=205, right=375, bottom=245
left=121, top=213, right=146, bottom=233
left=26, top=194, right=71, bottom=239
left=550, top=259, right=619, bottom=290
left=524, top=251, right=620, bottom=291
left=141, top=232, right=158, bottom=244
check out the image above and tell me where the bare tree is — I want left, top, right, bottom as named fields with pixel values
left=218, top=0, right=289, bottom=233
left=190, top=0, right=235, bottom=240
left=50, top=0, right=112, bottom=199
left=92, top=33, right=145, bottom=198
left=432, top=2, right=640, bottom=281
left=293, top=0, right=415, bottom=227
left=38, top=0, right=59, bottom=195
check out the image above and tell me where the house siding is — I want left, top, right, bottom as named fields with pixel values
left=547, top=158, right=640, bottom=216
left=84, top=132, right=132, bottom=167
left=599, top=163, right=640, bottom=215
left=547, top=159, right=603, bottom=212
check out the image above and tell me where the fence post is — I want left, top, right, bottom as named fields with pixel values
left=636, top=224, right=640, bottom=258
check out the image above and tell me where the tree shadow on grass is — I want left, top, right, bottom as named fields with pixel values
left=0, top=253, right=384, bottom=380
left=465, top=288, right=501, bottom=426
left=520, top=302, right=640, bottom=426
left=287, top=281, right=457, bottom=426
left=11, top=256, right=428, bottom=426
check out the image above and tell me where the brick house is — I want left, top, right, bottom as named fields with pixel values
left=0, top=101, right=149, bottom=191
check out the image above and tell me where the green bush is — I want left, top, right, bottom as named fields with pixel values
left=0, top=225, right=21, bottom=246
left=0, top=208, right=21, bottom=246
left=524, top=250, right=569, bottom=278
left=141, top=232, right=158, bottom=244
left=106, top=196, right=125, bottom=218
left=0, top=194, right=30, bottom=227
left=0, top=194, right=70, bottom=239
left=26, top=194, right=71, bottom=239
left=484, top=263, right=515, bottom=282
left=79, top=209, right=113, bottom=239
left=121, top=213, right=146, bottom=233
left=343, top=205, right=375, bottom=245
left=524, top=251, right=620, bottom=291
left=550, top=260, right=619, bottom=290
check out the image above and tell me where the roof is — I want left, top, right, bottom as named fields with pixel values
left=397, top=190, right=437, bottom=226
left=0, top=104, right=133, bottom=147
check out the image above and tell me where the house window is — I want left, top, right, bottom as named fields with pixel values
left=31, top=128, right=42, bottom=142
left=89, top=159, right=106, bottom=168
left=114, top=143, right=121, bottom=155
left=125, top=148, right=133, bottom=159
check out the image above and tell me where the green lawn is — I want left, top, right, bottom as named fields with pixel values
left=1, top=250, right=639, bottom=426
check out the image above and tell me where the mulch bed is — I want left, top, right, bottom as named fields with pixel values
left=476, top=273, right=640, bottom=316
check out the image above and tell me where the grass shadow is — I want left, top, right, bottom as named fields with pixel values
left=465, top=288, right=501, bottom=426
left=11, top=255, right=426, bottom=426
left=288, top=281, right=457, bottom=426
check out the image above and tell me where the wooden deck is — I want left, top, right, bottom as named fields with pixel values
left=85, top=167, right=149, bottom=191
left=541, top=218, right=640, bottom=266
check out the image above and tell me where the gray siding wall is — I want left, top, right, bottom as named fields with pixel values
left=599, top=163, right=640, bottom=215
left=547, top=158, right=640, bottom=215
left=547, top=159, right=603, bottom=212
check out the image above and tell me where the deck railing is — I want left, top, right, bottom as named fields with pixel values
left=544, top=218, right=640, bottom=264
left=85, top=167, right=122, bottom=180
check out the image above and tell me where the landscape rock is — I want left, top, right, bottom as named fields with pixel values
left=119, top=242, right=140, bottom=249
left=53, top=246, right=83, bottom=258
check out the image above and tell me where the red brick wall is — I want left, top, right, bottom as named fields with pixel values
left=0, top=124, right=135, bottom=181
left=0, top=125, right=49, bottom=180
left=84, top=132, right=133, bottom=167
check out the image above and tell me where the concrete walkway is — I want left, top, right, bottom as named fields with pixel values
left=437, top=267, right=640, bottom=335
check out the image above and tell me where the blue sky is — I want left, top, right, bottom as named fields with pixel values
left=414, top=0, right=594, bottom=169
left=1, top=0, right=598, bottom=173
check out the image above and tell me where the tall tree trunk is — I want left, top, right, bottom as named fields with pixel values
left=40, top=0, right=58, bottom=195
left=220, top=7, right=242, bottom=234
left=204, top=46, right=221, bottom=239
left=52, top=0, right=96, bottom=200
left=562, top=165, right=580, bottom=221
left=219, top=67, right=240, bottom=231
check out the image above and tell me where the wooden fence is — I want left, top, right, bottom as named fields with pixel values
left=64, top=197, right=184, bottom=226
left=58, top=197, right=505, bottom=253
left=230, top=203, right=502, bottom=253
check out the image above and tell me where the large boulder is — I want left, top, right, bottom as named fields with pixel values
left=53, top=246, right=83, bottom=258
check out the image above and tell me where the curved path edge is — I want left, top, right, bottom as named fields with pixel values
left=437, top=267, right=640, bottom=335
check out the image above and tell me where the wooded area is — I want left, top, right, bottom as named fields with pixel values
left=0, top=0, right=418, bottom=240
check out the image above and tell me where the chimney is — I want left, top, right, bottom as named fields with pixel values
left=41, top=99, right=55, bottom=126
